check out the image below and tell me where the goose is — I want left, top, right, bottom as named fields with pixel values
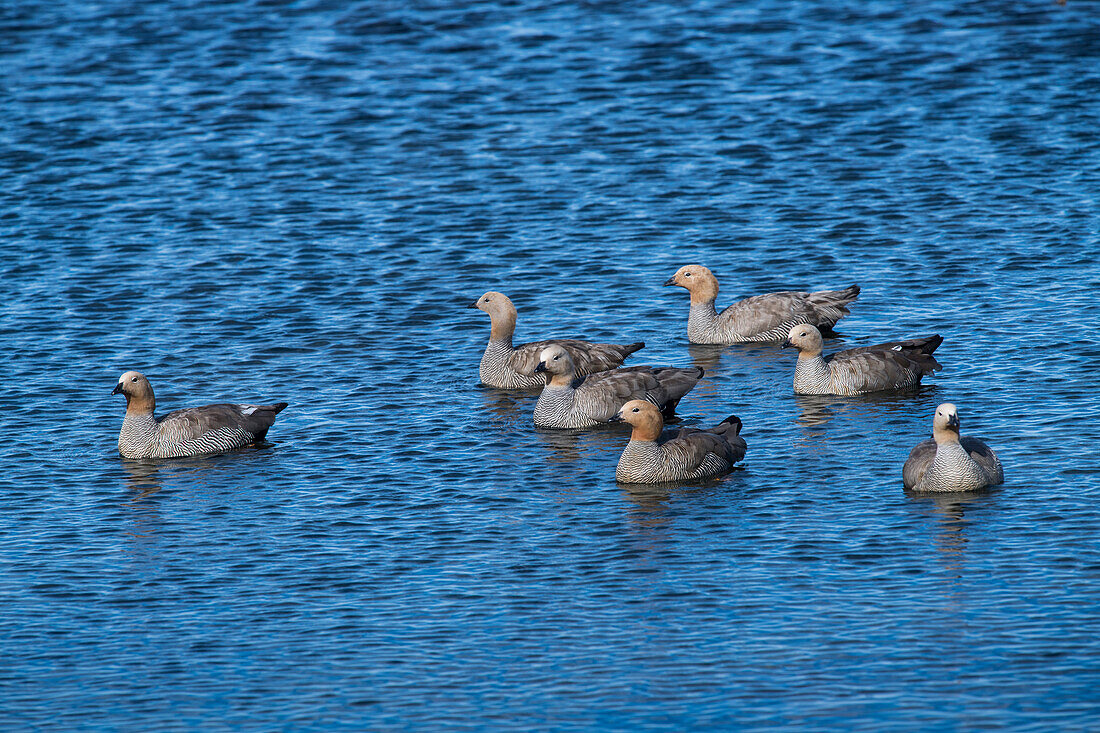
left=782, top=324, right=942, bottom=395
left=112, top=371, right=287, bottom=458
left=664, top=264, right=859, bottom=344
left=611, top=400, right=746, bottom=483
left=903, top=403, right=1004, bottom=492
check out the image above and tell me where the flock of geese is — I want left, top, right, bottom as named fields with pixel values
left=109, top=263, right=1003, bottom=493
left=469, top=264, right=1003, bottom=491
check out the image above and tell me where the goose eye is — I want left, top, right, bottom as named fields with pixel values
left=131, top=377, right=138, bottom=382
left=632, top=407, right=639, bottom=412
left=684, top=272, right=692, bottom=277
left=553, top=355, right=560, bottom=360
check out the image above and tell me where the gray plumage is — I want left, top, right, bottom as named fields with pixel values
left=903, top=403, right=1004, bottom=492
left=613, top=400, right=747, bottom=483
left=113, top=371, right=287, bottom=459
left=532, top=345, right=703, bottom=429
left=665, top=264, right=860, bottom=344
left=784, top=324, right=943, bottom=395
left=471, top=291, right=644, bottom=389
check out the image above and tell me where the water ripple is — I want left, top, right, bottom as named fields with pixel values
left=1, top=0, right=1099, bottom=729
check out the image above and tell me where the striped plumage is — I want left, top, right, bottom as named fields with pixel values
left=112, top=371, right=287, bottom=459
left=783, top=324, right=943, bottom=395
left=903, top=403, right=1004, bottom=492
left=532, top=344, right=703, bottom=429
left=612, top=400, right=747, bottom=483
left=665, top=264, right=859, bottom=345
left=471, top=291, right=644, bottom=389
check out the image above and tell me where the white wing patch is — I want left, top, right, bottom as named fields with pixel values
left=241, top=406, right=258, bottom=415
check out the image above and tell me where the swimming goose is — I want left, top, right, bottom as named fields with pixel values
left=903, top=403, right=1004, bottom=492
left=471, top=291, right=644, bottom=389
left=611, top=400, right=746, bottom=483
left=532, top=345, right=703, bottom=428
left=112, top=371, right=287, bottom=458
left=664, top=264, right=860, bottom=344
left=782, top=324, right=942, bottom=395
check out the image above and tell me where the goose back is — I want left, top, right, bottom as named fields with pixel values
left=534, top=363, right=704, bottom=428
left=120, top=402, right=288, bottom=459
left=713, top=285, right=861, bottom=343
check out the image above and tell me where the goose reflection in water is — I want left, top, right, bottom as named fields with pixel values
left=120, top=459, right=166, bottom=499
left=619, top=483, right=675, bottom=528
left=794, top=394, right=843, bottom=428
left=119, top=448, right=273, bottom=500
left=794, top=387, right=942, bottom=429
left=534, top=422, right=629, bottom=465
left=687, top=341, right=781, bottom=374
left=479, top=387, right=538, bottom=427
left=618, top=474, right=741, bottom=530
left=906, top=488, right=1001, bottom=572
left=687, top=343, right=727, bottom=372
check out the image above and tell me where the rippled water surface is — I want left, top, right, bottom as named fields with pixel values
left=3, top=0, right=1100, bottom=728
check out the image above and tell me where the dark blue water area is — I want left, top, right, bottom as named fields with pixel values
left=2, top=0, right=1100, bottom=729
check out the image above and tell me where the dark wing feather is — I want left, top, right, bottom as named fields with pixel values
left=828, top=336, right=943, bottom=390
left=804, top=284, right=861, bottom=327
left=158, top=402, right=287, bottom=442
left=664, top=415, right=747, bottom=471
left=718, top=292, right=818, bottom=336
left=719, top=286, right=860, bottom=336
left=961, top=436, right=1005, bottom=485
left=902, top=438, right=936, bottom=489
left=832, top=335, right=943, bottom=360
left=511, top=339, right=645, bottom=376
left=648, top=366, right=705, bottom=411
left=573, top=367, right=662, bottom=421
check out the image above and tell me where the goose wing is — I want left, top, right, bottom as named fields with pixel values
left=902, top=439, right=936, bottom=489
left=961, top=436, right=1004, bottom=485
left=157, top=402, right=287, bottom=447
left=717, top=291, right=818, bottom=337
left=573, top=367, right=661, bottom=422
left=512, top=339, right=645, bottom=376
left=827, top=338, right=942, bottom=391
left=667, top=415, right=747, bottom=470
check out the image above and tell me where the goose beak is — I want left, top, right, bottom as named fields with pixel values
left=468, top=300, right=480, bottom=309
left=947, top=414, right=960, bottom=431
left=534, top=362, right=547, bottom=373
left=609, top=411, right=624, bottom=423
left=663, top=277, right=677, bottom=287
left=781, top=338, right=793, bottom=349
left=111, top=383, right=124, bottom=395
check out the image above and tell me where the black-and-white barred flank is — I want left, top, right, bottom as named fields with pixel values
left=792, top=351, right=934, bottom=395
left=479, top=340, right=545, bottom=390
left=792, top=355, right=921, bottom=395
left=616, top=441, right=733, bottom=483
left=534, top=384, right=664, bottom=429
left=690, top=306, right=807, bottom=345
left=118, top=404, right=285, bottom=459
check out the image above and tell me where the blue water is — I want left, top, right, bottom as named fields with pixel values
left=3, top=0, right=1100, bottom=728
